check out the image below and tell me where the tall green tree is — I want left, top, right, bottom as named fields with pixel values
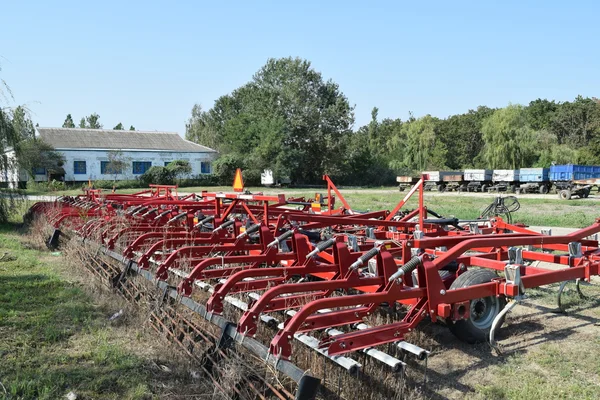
left=79, top=117, right=86, bottom=128
left=549, top=96, right=600, bottom=147
left=129, top=125, right=135, bottom=131
left=187, top=57, right=354, bottom=184
left=11, top=106, right=35, bottom=141
left=113, top=122, right=124, bottom=130
left=481, top=105, right=535, bottom=169
left=400, top=115, right=447, bottom=171
left=62, top=114, right=76, bottom=128
left=85, top=113, right=102, bottom=129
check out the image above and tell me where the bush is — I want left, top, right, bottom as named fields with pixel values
left=91, top=180, right=144, bottom=190
left=139, top=166, right=175, bottom=186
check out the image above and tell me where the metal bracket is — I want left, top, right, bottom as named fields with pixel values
left=469, top=223, right=480, bottom=234
left=347, top=235, right=359, bottom=252
left=504, top=263, right=525, bottom=298
left=568, top=242, right=582, bottom=258
left=508, top=247, right=523, bottom=265
left=413, top=225, right=424, bottom=240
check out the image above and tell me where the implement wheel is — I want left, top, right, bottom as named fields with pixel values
left=447, top=269, right=506, bottom=344
left=539, top=185, right=549, bottom=194
left=582, top=188, right=590, bottom=198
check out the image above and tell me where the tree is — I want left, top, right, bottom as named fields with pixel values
left=11, top=106, right=35, bottom=141
left=526, top=99, right=557, bottom=131
left=435, top=106, right=495, bottom=169
left=85, top=113, right=102, bottom=129
left=62, top=114, right=76, bottom=128
left=186, top=57, right=354, bottom=184
left=105, top=150, right=129, bottom=181
left=129, top=125, right=135, bottom=131
left=400, top=115, right=447, bottom=171
left=481, top=105, right=535, bottom=169
left=113, top=122, right=124, bottom=130
left=549, top=96, right=600, bottom=147
left=185, top=104, right=219, bottom=150
left=79, top=117, right=86, bottom=128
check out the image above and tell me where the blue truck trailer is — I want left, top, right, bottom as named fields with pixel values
left=517, top=168, right=550, bottom=194
left=551, top=164, right=600, bottom=199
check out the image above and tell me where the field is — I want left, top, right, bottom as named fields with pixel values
left=1, top=192, right=600, bottom=399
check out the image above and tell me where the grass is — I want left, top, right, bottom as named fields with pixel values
left=0, top=221, right=200, bottom=399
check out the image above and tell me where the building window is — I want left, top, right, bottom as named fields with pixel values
left=164, top=161, right=172, bottom=167
left=33, top=167, right=46, bottom=175
left=132, top=161, right=152, bottom=174
left=73, top=161, right=86, bottom=175
left=101, top=161, right=123, bottom=175
left=201, top=161, right=212, bottom=174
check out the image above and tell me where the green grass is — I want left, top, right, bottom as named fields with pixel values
left=474, top=342, right=600, bottom=399
left=0, top=225, right=179, bottom=400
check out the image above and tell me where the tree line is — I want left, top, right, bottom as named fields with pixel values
left=186, top=57, right=600, bottom=186
left=62, top=113, right=135, bottom=131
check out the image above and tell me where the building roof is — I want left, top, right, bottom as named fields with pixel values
left=36, top=127, right=216, bottom=153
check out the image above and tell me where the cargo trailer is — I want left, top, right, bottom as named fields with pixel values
left=463, top=169, right=493, bottom=192
left=489, top=169, right=520, bottom=193
left=517, top=168, right=550, bottom=194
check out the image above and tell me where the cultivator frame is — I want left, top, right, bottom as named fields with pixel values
left=26, top=176, right=600, bottom=399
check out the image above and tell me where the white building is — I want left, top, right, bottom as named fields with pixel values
left=2, top=127, right=217, bottom=187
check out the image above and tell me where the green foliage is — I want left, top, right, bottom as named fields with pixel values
left=129, top=125, right=135, bottom=131
left=481, top=105, right=535, bottom=169
left=113, top=122, right=124, bottom=130
left=139, top=166, right=174, bottom=186
left=85, top=113, right=102, bottom=129
left=62, top=114, right=75, bottom=128
left=187, top=57, right=354, bottom=184
left=11, top=106, right=35, bottom=140
left=15, top=139, right=65, bottom=178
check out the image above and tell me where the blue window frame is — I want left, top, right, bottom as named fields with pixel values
left=200, top=161, right=211, bottom=174
left=101, top=161, right=123, bottom=175
left=132, top=161, right=152, bottom=174
left=33, top=167, right=46, bottom=175
left=164, top=161, right=171, bottom=167
left=73, top=161, right=86, bottom=175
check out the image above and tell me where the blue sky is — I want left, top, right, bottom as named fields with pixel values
left=1, top=1, right=599, bottom=135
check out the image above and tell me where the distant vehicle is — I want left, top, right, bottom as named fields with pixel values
left=261, top=169, right=291, bottom=187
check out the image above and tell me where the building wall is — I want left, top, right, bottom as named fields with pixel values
left=44, top=149, right=216, bottom=182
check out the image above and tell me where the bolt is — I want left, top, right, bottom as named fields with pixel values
left=407, top=242, right=412, bottom=247
left=340, top=343, right=346, bottom=348
left=287, top=335, right=292, bottom=339
left=394, top=331, right=399, bottom=337
left=440, top=289, right=446, bottom=295
left=460, top=263, right=466, bottom=271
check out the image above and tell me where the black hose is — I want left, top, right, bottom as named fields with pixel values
left=480, top=196, right=520, bottom=224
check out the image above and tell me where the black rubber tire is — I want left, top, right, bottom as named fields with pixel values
left=509, top=185, right=517, bottom=193
left=539, top=185, right=549, bottom=194
left=480, top=184, right=487, bottom=193
left=559, top=190, right=571, bottom=200
left=437, top=184, right=446, bottom=193
left=447, top=269, right=506, bottom=344
left=583, top=188, right=590, bottom=198
left=398, top=186, right=404, bottom=192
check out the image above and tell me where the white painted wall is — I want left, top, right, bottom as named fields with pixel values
left=57, top=149, right=216, bottom=182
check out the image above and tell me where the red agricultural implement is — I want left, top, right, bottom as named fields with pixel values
left=26, top=175, right=600, bottom=399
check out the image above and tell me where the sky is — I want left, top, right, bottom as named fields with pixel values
left=1, top=1, right=599, bottom=136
